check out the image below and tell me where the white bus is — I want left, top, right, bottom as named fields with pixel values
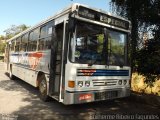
left=5, top=3, right=131, bottom=105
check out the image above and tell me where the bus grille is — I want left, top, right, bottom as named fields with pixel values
left=92, top=79, right=117, bottom=86
left=95, top=91, right=118, bottom=100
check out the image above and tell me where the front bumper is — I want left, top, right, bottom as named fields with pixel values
left=63, top=87, right=130, bottom=105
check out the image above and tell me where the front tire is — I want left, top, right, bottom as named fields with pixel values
left=39, top=75, right=50, bottom=101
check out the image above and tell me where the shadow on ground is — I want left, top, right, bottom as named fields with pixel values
left=130, top=91, right=160, bottom=107
left=1, top=73, right=160, bottom=120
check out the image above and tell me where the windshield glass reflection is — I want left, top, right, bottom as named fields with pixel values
left=69, top=21, right=127, bottom=66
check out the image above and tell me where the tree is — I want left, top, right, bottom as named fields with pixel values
left=110, top=0, right=160, bottom=70
left=110, top=0, right=160, bottom=83
left=0, top=35, right=5, bottom=40
left=4, top=24, right=30, bottom=39
left=0, top=24, right=29, bottom=54
left=0, top=41, right=5, bottom=54
left=0, top=35, right=6, bottom=54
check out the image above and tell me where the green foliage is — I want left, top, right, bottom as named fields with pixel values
left=0, top=42, right=6, bottom=53
left=0, top=24, right=29, bottom=54
left=111, top=0, right=160, bottom=84
left=109, top=38, right=124, bottom=56
left=111, top=0, right=160, bottom=24
left=136, top=39, right=160, bottom=83
left=4, top=24, right=30, bottom=39
left=111, top=0, right=140, bottom=68
left=0, top=35, right=5, bottom=40
left=97, top=34, right=104, bottom=53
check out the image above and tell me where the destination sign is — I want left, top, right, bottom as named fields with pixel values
left=78, top=6, right=129, bottom=30
left=100, top=14, right=129, bottom=29
left=78, top=6, right=96, bottom=20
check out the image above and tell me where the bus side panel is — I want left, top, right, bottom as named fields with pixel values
left=26, top=50, right=51, bottom=73
left=16, top=51, right=51, bottom=74
left=10, top=50, right=51, bottom=87
left=12, top=64, right=37, bottom=87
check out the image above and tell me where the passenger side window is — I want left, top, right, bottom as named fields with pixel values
left=39, top=25, right=47, bottom=50
left=11, top=40, right=15, bottom=52
left=28, top=28, right=39, bottom=51
left=21, top=33, right=28, bottom=52
left=39, top=21, right=53, bottom=50
left=15, top=37, right=21, bottom=52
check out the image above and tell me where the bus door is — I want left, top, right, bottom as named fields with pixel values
left=49, top=23, right=64, bottom=100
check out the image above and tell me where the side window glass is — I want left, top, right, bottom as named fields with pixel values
left=46, top=21, right=53, bottom=49
left=28, top=28, right=39, bottom=51
left=11, top=40, right=15, bottom=52
left=40, top=26, right=47, bottom=38
left=46, top=21, right=54, bottom=36
left=39, top=21, right=53, bottom=51
left=15, top=37, right=21, bottom=52
left=21, top=33, right=28, bottom=52
left=39, top=25, right=47, bottom=50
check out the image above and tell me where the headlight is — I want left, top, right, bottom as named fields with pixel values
left=78, top=81, right=83, bottom=87
left=123, top=80, right=127, bottom=85
left=118, top=80, right=122, bottom=85
left=85, top=81, right=90, bottom=87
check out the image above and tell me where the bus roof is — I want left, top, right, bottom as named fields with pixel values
left=7, top=3, right=130, bottom=43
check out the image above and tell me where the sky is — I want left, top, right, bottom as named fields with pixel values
left=0, top=0, right=110, bottom=35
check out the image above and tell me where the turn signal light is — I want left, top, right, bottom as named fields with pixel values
left=68, top=81, right=75, bottom=88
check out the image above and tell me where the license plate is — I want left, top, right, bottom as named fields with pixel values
left=79, top=94, right=92, bottom=101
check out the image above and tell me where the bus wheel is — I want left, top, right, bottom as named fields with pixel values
left=39, top=75, right=50, bottom=101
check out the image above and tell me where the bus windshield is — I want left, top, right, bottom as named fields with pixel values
left=69, top=21, right=127, bottom=66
